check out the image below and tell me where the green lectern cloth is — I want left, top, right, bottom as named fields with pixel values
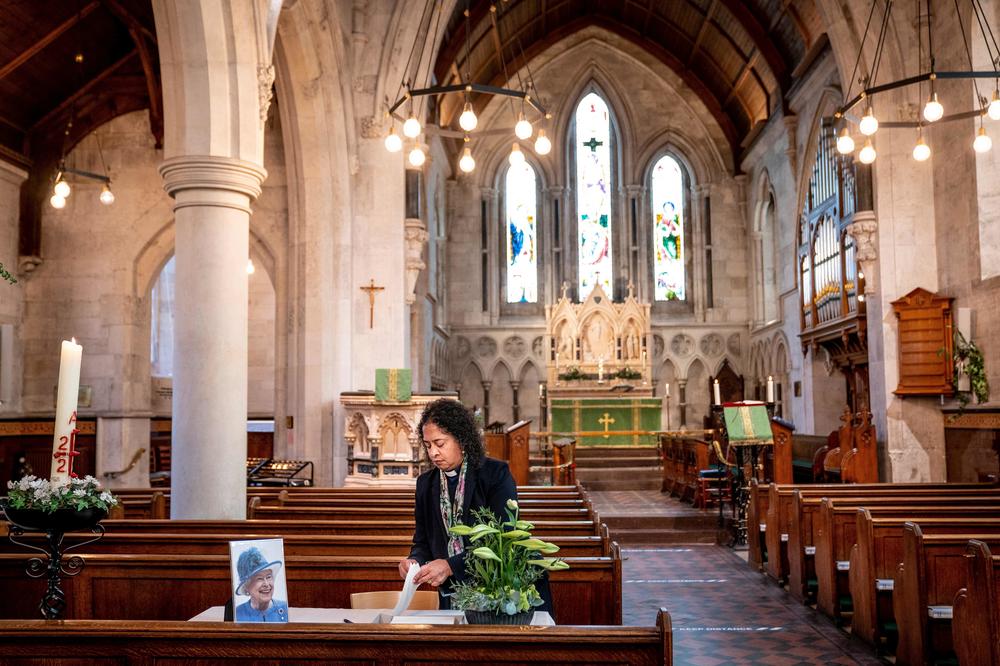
left=375, top=368, right=412, bottom=402
left=722, top=403, right=773, bottom=445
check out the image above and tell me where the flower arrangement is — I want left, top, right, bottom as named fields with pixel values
left=4, top=475, right=118, bottom=513
left=448, top=499, right=568, bottom=618
left=952, top=330, right=990, bottom=410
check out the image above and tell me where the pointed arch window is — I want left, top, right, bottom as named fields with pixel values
left=575, top=92, right=613, bottom=299
left=505, top=161, right=538, bottom=303
left=650, top=155, right=686, bottom=301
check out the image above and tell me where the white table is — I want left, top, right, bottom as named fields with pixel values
left=190, top=607, right=554, bottom=625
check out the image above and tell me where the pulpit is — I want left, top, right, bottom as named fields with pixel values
left=484, top=420, right=530, bottom=484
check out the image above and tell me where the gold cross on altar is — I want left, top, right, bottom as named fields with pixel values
left=360, top=279, right=385, bottom=329
left=598, top=412, right=616, bottom=438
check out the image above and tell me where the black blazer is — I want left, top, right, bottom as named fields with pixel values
left=408, top=457, right=517, bottom=583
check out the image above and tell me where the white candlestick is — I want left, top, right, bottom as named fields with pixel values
left=598, top=357, right=604, bottom=382
left=51, top=339, right=83, bottom=482
left=538, top=383, right=544, bottom=398
left=665, top=382, right=670, bottom=398
left=767, top=375, right=774, bottom=403
left=713, top=379, right=721, bottom=405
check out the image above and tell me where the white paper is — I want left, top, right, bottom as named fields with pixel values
left=389, top=615, right=461, bottom=625
left=391, top=562, right=420, bottom=616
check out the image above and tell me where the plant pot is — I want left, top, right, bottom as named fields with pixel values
left=464, top=609, right=533, bottom=625
left=1, top=505, right=106, bottom=533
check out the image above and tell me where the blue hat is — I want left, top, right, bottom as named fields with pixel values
left=235, top=546, right=282, bottom=596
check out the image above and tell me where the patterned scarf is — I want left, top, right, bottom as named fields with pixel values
left=438, top=459, right=468, bottom=557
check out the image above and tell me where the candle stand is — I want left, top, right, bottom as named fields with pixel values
left=2, top=506, right=106, bottom=619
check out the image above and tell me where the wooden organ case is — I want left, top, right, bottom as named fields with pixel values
left=798, top=120, right=873, bottom=413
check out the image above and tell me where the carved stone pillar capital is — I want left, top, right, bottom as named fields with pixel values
left=481, top=187, right=498, bottom=202
left=404, top=218, right=429, bottom=304
left=159, top=155, right=267, bottom=213
left=846, top=210, right=878, bottom=294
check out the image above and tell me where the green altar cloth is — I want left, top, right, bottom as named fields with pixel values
left=550, top=397, right=662, bottom=446
left=722, top=403, right=774, bottom=445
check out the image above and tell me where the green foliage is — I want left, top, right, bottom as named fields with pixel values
left=952, top=330, right=990, bottom=410
left=5, top=475, right=118, bottom=513
left=557, top=367, right=592, bottom=381
left=0, top=262, right=16, bottom=285
left=448, top=500, right=568, bottom=615
left=615, top=367, right=642, bottom=380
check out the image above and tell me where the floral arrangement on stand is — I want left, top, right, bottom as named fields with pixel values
left=952, top=330, right=990, bottom=410
left=448, top=499, right=568, bottom=623
left=5, top=475, right=117, bottom=513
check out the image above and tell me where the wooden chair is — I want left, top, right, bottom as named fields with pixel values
left=349, top=590, right=439, bottom=610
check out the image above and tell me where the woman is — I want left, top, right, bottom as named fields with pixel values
left=398, top=399, right=551, bottom=612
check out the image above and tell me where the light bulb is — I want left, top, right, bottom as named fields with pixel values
left=912, top=134, right=930, bottom=162
left=988, top=91, right=1000, bottom=121
left=403, top=114, right=421, bottom=138
left=974, top=126, right=993, bottom=153
left=247, top=259, right=255, bottom=274
left=859, top=106, right=879, bottom=136
left=384, top=127, right=402, bottom=152
left=459, top=102, right=478, bottom=132
left=50, top=194, right=66, bottom=209
left=99, top=184, right=115, bottom=205
left=923, top=93, right=944, bottom=122
left=459, top=146, right=475, bottom=173
left=858, top=139, right=876, bottom=164
left=408, top=146, right=426, bottom=167
left=54, top=178, right=71, bottom=198
left=534, top=130, right=551, bottom=155
left=514, top=112, right=533, bottom=140
left=508, top=142, right=525, bottom=166
left=836, top=127, right=855, bottom=154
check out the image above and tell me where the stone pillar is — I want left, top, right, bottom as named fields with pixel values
left=482, top=380, right=492, bottom=425
left=510, top=381, right=520, bottom=422
left=161, top=157, right=266, bottom=518
left=678, top=379, right=688, bottom=429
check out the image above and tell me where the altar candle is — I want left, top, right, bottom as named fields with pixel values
left=713, top=379, right=721, bottom=405
left=665, top=382, right=670, bottom=398
left=538, top=383, right=544, bottom=398
left=598, top=357, right=604, bottom=382
left=51, top=339, right=82, bottom=483
left=766, top=375, right=774, bottom=403
left=641, top=350, right=647, bottom=365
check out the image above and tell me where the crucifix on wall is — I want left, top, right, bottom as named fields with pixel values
left=360, top=279, right=384, bottom=329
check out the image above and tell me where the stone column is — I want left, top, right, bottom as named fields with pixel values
left=404, top=168, right=429, bottom=305
left=481, top=380, right=492, bottom=425
left=161, top=157, right=266, bottom=518
left=510, top=381, right=520, bottom=422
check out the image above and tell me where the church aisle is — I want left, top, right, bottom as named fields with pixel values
left=621, top=546, right=883, bottom=665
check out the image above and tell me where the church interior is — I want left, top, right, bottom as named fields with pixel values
left=1, top=0, right=1000, bottom=663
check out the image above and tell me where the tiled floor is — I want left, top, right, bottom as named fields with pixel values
left=588, top=490, right=884, bottom=666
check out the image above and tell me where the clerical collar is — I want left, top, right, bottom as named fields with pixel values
left=444, top=469, right=458, bottom=478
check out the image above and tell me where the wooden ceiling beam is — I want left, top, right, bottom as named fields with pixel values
left=101, top=0, right=157, bottom=43
left=687, top=0, right=718, bottom=66
left=30, top=50, right=137, bottom=132
left=723, top=49, right=759, bottom=120
left=717, top=0, right=788, bottom=89
left=0, top=1, right=101, bottom=81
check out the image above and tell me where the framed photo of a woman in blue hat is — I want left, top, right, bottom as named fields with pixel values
left=229, top=538, right=289, bottom=622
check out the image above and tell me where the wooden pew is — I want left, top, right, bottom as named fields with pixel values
left=106, top=491, right=167, bottom=520
left=799, top=493, right=1000, bottom=610
left=814, top=500, right=1000, bottom=620
left=747, top=480, right=769, bottom=572
left=0, top=551, right=623, bottom=625
left=893, top=526, right=1000, bottom=666
left=98, top=518, right=603, bottom=538
left=246, top=504, right=592, bottom=522
left=273, top=495, right=589, bottom=509
left=0, top=612, right=673, bottom=665
left=0, top=531, right=612, bottom=559
left=952, top=540, right=1000, bottom=666
left=763, top=482, right=996, bottom=583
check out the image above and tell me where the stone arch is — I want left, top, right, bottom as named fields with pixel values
left=379, top=411, right=414, bottom=460
left=458, top=361, right=485, bottom=411
left=752, top=170, right=779, bottom=324
left=685, top=357, right=710, bottom=429
left=489, top=360, right=514, bottom=425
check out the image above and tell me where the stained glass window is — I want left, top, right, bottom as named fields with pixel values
left=576, top=92, right=612, bottom=299
left=651, top=155, right=685, bottom=301
left=505, top=161, right=537, bottom=303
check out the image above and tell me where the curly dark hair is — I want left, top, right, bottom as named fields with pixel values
left=417, top=398, right=486, bottom=469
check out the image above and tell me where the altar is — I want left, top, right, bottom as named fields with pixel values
left=545, top=284, right=662, bottom=445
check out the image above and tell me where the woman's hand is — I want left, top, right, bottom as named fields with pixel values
left=398, top=558, right=418, bottom=580
left=412, top=558, right=453, bottom=587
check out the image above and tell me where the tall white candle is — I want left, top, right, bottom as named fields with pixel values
left=767, top=375, right=774, bottom=403
left=50, top=339, right=82, bottom=483
left=713, top=379, right=721, bottom=405
left=598, top=357, right=604, bottom=382
left=665, top=382, right=670, bottom=398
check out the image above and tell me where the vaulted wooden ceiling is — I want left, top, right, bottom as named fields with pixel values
left=432, top=0, right=824, bottom=153
left=0, top=0, right=160, bottom=170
